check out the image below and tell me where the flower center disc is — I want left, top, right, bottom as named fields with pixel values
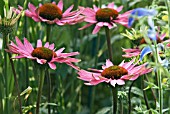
left=96, top=8, right=118, bottom=22
left=101, top=66, right=128, bottom=79
left=140, top=37, right=162, bottom=44
left=31, top=47, right=56, bottom=62
left=38, top=3, right=62, bottom=20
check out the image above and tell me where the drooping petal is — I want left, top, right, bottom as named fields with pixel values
left=140, top=46, right=152, bottom=61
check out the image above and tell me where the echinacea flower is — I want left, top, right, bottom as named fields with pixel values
left=78, top=59, right=151, bottom=87
left=0, top=6, right=23, bottom=34
left=23, top=0, right=83, bottom=25
left=7, top=37, right=80, bottom=70
left=79, top=2, right=132, bottom=34
left=122, top=31, right=166, bottom=59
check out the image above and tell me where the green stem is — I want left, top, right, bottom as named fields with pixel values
left=128, top=80, right=135, bottom=114
left=46, top=24, right=52, bottom=42
left=154, top=41, right=163, bottom=114
left=8, top=53, right=22, bottom=114
left=142, top=76, right=151, bottom=113
left=36, top=68, right=45, bottom=114
left=112, top=87, right=118, bottom=114
left=105, top=27, right=113, bottom=62
left=46, top=24, right=52, bottom=114
left=3, top=33, right=9, bottom=114
left=46, top=69, right=51, bottom=114
left=105, top=27, right=116, bottom=114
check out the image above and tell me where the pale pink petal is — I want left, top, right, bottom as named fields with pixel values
left=36, top=59, right=47, bottom=64
left=37, top=39, right=42, bottom=47
left=49, top=43, right=55, bottom=50
left=110, top=80, right=116, bottom=87
left=57, top=0, right=63, bottom=11
left=44, top=42, right=49, bottom=48
left=93, top=5, right=99, bottom=12
left=28, top=3, right=36, bottom=12
left=32, top=17, right=41, bottom=22
left=97, top=22, right=104, bottom=27
left=48, top=62, right=56, bottom=70
left=79, top=23, right=93, bottom=30
left=55, top=48, right=65, bottom=55
left=92, top=25, right=101, bottom=34
left=63, top=5, right=74, bottom=16
left=116, top=6, right=123, bottom=12
left=116, top=79, right=125, bottom=85
left=107, top=2, right=114, bottom=8
left=23, top=38, right=34, bottom=53
left=82, top=8, right=96, bottom=16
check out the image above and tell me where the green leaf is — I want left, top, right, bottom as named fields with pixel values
left=0, top=0, right=5, bottom=18
left=96, top=107, right=111, bottom=114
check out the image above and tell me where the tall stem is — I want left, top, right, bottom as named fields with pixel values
left=105, top=27, right=117, bottom=113
left=112, top=87, right=118, bottom=114
left=105, top=27, right=113, bottom=62
left=8, top=53, right=22, bottom=114
left=46, top=24, right=52, bottom=114
left=154, top=42, right=163, bottom=114
left=3, top=33, right=9, bottom=114
left=128, top=80, right=135, bottom=114
left=46, top=24, right=51, bottom=42
left=36, top=68, right=45, bottom=114
left=142, top=76, right=150, bottom=113
left=46, top=69, right=51, bottom=114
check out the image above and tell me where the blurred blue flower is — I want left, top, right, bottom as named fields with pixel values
left=128, top=8, right=157, bottom=27
left=140, top=43, right=164, bottom=61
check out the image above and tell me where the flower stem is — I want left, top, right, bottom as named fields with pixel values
left=3, top=34, right=22, bottom=114
left=36, top=68, right=45, bottom=114
left=46, top=69, right=51, bottom=114
left=112, top=86, right=118, bottom=114
left=105, top=27, right=113, bottom=62
left=142, top=76, right=151, bottom=113
left=154, top=41, right=163, bottom=114
left=46, top=24, right=51, bottom=42
left=128, top=80, right=136, bottom=114
left=3, top=33, right=9, bottom=114
left=8, top=53, right=23, bottom=114
left=105, top=27, right=116, bottom=114
left=46, top=24, right=52, bottom=114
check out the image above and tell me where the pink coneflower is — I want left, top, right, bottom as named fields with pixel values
left=79, top=2, right=132, bottom=34
left=24, top=0, right=83, bottom=25
left=78, top=59, right=152, bottom=87
left=7, top=37, right=80, bottom=70
left=122, top=32, right=166, bottom=58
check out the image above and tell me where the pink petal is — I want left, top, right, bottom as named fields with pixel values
left=28, top=3, right=36, bottom=12
left=107, top=2, right=114, bottom=8
left=93, top=5, right=99, bottom=12
left=44, top=42, right=49, bottom=48
left=79, top=23, right=93, bottom=30
left=37, top=39, right=42, bottom=47
left=23, top=38, right=34, bottom=53
left=56, top=48, right=65, bottom=55
left=92, top=25, right=101, bottom=34
left=57, top=0, right=63, bottom=11
left=63, top=5, right=74, bottom=16
left=49, top=43, right=55, bottom=50
left=110, top=80, right=116, bottom=87
left=116, top=6, right=123, bottom=12
left=116, top=79, right=125, bottom=85
left=48, top=62, right=56, bottom=70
